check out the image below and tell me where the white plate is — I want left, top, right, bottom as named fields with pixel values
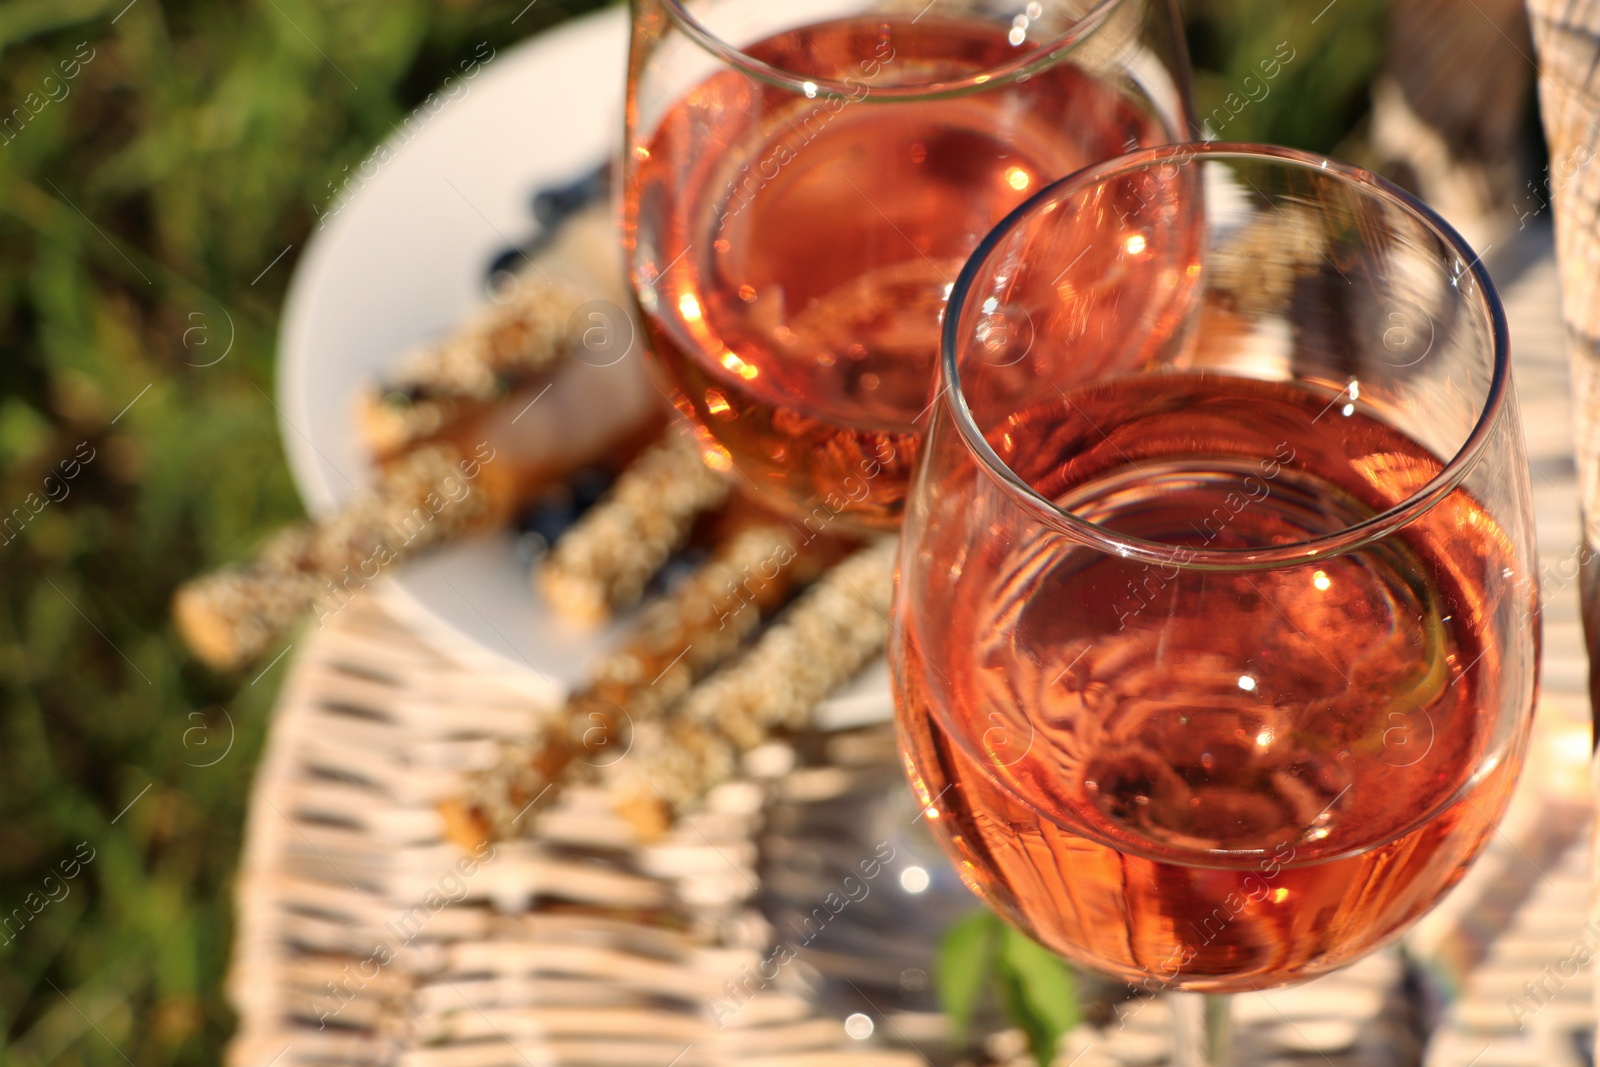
left=277, top=6, right=892, bottom=724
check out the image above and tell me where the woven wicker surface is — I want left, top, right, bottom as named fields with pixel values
left=1409, top=233, right=1598, bottom=1067
left=226, top=229, right=1593, bottom=1067
left=226, top=598, right=935, bottom=1067
left=225, top=597, right=1432, bottom=1067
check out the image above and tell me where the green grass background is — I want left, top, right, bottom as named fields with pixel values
left=0, top=1, right=1382, bottom=1062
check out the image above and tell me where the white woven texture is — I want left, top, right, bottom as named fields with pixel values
left=227, top=599, right=937, bottom=1067
left=1410, top=230, right=1598, bottom=1066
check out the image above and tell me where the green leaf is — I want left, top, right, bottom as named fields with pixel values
left=936, top=908, right=1000, bottom=1046
left=995, top=924, right=1080, bottom=1067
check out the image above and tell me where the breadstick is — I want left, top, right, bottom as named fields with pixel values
left=174, top=445, right=498, bottom=671
left=170, top=527, right=324, bottom=677
left=538, top=428, right=731, bottom=626
left=606, top=537, right=896, bottom=836
left=358, top=268, right=587, bottom=456
left=177, top=314, right=665, bottom=673
left=449, top=519, right=847, bottom=846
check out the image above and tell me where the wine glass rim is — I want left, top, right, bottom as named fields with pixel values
left=658, top=0, right=1127, bottom=100
left=939, top=140, right=1512, bottom=571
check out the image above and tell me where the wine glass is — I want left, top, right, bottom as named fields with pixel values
left=624, top=0, right=1193, bottom=532
left=891, top=142, right=1539, bottom=1065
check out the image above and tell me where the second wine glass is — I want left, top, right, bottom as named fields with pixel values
left=893, top=142, right=1540, bottom=1064
left=624, top=0, right=1192, bottom=531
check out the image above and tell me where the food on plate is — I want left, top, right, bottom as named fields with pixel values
left=184, top=189, right=892, bottom=848
left=175, top=334, right=663, bottom=670
left=444, top=514, right=850, bottom=846
left=607, top=536, right=896, bottom=836
left=356, top=201, right=630, bottom=458
left=174, top=444, right=497, bottom=670
left=357, top=268, right=587, bottom=457
left=538, top=427, right=731, bottom=626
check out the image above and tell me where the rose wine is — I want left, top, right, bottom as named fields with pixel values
left=628, top=15, right=1173, bottom=530
left=893, top=373, right=1535, bottom=992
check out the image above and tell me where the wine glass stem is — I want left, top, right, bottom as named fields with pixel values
left=1170, top=993, right=1232, bottom=1067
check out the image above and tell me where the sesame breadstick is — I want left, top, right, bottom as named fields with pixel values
left=174, top=444, right=499, bottom=671
left=448, top=520, right=846, bottom=846
left=178, top=319, right=664, bottom=674
left=357, top=268, right=588, bottom=457
left=605, top=537, right=896, bottom=836
left=170, top=526, right=324, bottom=677
left=538, top=428, right=732, bottom=626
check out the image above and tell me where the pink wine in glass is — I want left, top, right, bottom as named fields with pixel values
left=893, top=373, right=1532, bottom=992
left=629, top=15, right=1173, bottom=530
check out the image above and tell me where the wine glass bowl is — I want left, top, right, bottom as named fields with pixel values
left=624, top=0, right=1193, bottom=531
left=892, top=143, right=1539, bottom=994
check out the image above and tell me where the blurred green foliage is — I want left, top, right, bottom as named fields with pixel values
left=0, top=2, right=604, bottom=1063
left=0, top=0, right=1384, bottom=1063
left=1184, top=0, right=1387, bottom=151
left=939, top=908, right=1080, bottom=1067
